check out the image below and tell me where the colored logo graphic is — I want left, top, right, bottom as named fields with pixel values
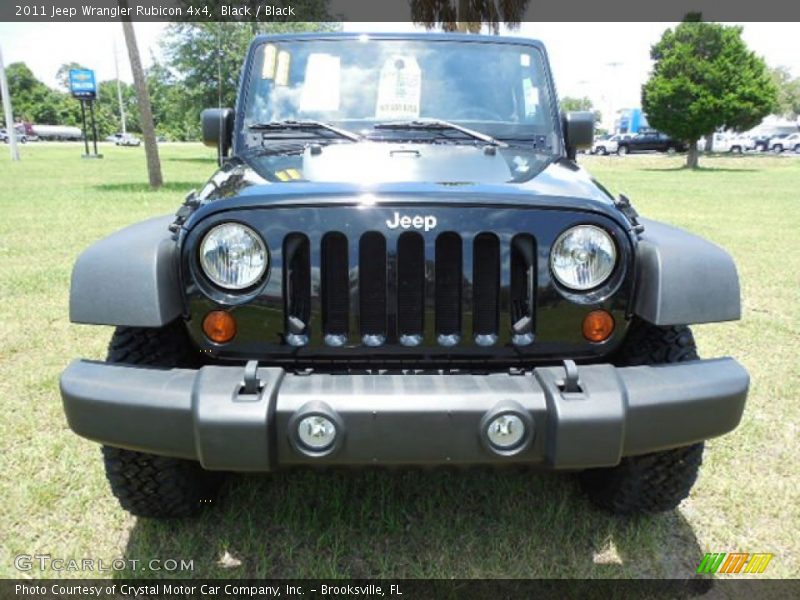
left=696, top=552, right=773, bottom=574
left=68, top=69, right=97, bottom=99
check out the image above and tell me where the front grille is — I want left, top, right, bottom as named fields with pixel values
left=283, top=231, right=537, bottom=349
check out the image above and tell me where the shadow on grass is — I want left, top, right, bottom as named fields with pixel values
left=165, top=157, right=217, bottom=164
left=120, top=468, right=708, bottom=583
left=92, top=181, right=201, bottom=193
left=639, top=166, right=758, bottom=173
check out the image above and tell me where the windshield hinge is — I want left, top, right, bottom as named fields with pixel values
left=615, top=194, right=644, bottom=234
left=169, top=190, right=200, bottom=233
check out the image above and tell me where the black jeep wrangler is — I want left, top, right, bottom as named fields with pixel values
left=60, top=33, right=748, bottom=518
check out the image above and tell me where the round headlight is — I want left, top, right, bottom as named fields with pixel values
left=550, top=225, right=616, bottom=290
left=199, top=223, right=268, bottom=290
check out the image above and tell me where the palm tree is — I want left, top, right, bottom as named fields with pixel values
left=411, top=0, right=530, bottom=33
left=119, top=0, right=163, bottom=188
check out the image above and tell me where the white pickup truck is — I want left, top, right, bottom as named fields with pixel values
left=703, top=133, right=754, bottom=153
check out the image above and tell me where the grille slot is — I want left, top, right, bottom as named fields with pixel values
left=396, top=232, right=425, bottom=340
left=283, top=233, right=311, bottom=345
left=510, top=234, right=536, bottom=344
left=435, top=232, right=462, bottom=341
left=321, top=232, right=349, bottom=341
left=359, top=232, right=387, bottom=342
left=472, top=233, right=500, bottom=339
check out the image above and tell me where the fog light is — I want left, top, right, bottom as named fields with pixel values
left=297, top=415, right=337, bottom=451
left=486, top=414, right=525, bottom=450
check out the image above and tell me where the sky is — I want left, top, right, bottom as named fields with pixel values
left=1, top=21, right=799, bottom=129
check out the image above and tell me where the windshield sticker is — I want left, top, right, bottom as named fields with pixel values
left=275, top=50, right=291, bottom=86
left=520, top=53, right=531, bottom=67
left=522, top=78, right=540, bottom=118
left=375, top=55, right=421, bottom=120
left=261, top=44, right=277, bottom=79
left=299, top=53, right=341, bottom=113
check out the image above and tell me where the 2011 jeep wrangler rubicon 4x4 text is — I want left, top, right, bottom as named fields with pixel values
left=60, top=33, right=748, bottom=518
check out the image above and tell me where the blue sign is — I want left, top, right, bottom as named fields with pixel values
left=69, top=69, right=96, bottom=99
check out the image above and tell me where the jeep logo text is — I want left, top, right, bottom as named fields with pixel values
left=385, top=212, right=437, bottom=232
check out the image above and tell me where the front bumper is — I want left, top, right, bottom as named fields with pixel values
left=60, top=358, right=748, bottom=471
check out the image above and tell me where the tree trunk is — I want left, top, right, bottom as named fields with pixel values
left=120, top=5, right=162, bottom=189
left=686, top=140, right=699, bottom=169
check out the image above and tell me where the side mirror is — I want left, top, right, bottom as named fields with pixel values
left=201, top=108, right=235, bottom=163
left=563, top=111, right=594, bottom=160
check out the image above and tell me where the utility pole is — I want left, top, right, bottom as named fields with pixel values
left=0, top=44, right=20, bottom=161
left=113, top=40, right=127, bottom=134
left=121, top=9, right=163, bottom=188
left=605, top=61, right=624, bottom=133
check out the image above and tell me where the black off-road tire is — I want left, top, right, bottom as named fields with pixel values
left=102, top=321, right=224, bottom=518
left=579, top=319, right=704, bottom=515
left=580, top=443, right=704, bottom=515
left=103, top=447, right=224, bottom=518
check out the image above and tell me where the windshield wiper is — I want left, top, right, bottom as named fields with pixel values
left=248, top=120, right=361, bottom=141
left=372, top=119, right=506, bottom=147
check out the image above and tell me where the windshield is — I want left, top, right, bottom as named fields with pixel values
left=242, top=37, right=559, bottom=152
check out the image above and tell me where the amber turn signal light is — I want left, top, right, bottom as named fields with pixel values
left=582, top=310, right=614, bottom=343
left=203, top=310, right=237, bottom=343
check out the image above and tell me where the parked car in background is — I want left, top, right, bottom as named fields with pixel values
left=115, top=133, right=141, bottom=147
left=0, top=128, right=27, bottom=144
left=106, top=133, right=124, bottom=143
left=708, top=133, right=754, bottom=153
left=592, top=133, right=634, bottom=155
left=751, top=134, right=774, bottom=152
left=769, top=132, right=800, bottom=153
left=616, top=131, right=685, bottom=155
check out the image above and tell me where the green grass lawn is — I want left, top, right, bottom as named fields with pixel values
left=0, top=144, right=798, bottom=579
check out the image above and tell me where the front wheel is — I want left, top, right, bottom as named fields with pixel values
left=580, top=443, right=704, bottom=515
left=774, top=144, right=783, bottom=153
left=103, top=447, right=224, bottom=518
left=102, top=322, right=224, bottom=518
left=617, top=145, right=629, bottom=156
left=579, top=319, right=703, bottom=514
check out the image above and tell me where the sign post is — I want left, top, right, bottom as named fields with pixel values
left=0, top=44, right=20, bottom=161
left=69, top=68, right=102, bottom=159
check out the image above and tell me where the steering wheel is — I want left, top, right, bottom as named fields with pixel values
left=449, top=106, right=504, bottom=121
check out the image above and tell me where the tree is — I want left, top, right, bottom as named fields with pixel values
left=120, top=7, right=163, bottom=188
left=770, top=66, right=800, bottom=119
left=560, top=96, right=602, bottom=124
left=642, top=18, right=777, bottom=168
left=55, top=62, right=88, bottom=91
left=161, top=20, right=340, bottom=138
left=411, top=0, right=530, bottom=33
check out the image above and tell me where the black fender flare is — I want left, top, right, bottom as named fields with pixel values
left=633, top=218, right=741, bottom=326
left=69, top=215, right=182, bottom=327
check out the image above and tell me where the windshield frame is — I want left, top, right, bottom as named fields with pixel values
left=234, top=32, right=564, bottom=157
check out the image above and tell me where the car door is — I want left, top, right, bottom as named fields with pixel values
left=636, top=133, right=655, bottom=151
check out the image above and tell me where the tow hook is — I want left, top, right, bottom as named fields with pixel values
left=558, top=360, right=584, bottom=396
left=238, top=360, right=263, bottom=400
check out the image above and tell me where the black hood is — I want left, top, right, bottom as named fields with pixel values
left=190, top=142, right=620, bottom=225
